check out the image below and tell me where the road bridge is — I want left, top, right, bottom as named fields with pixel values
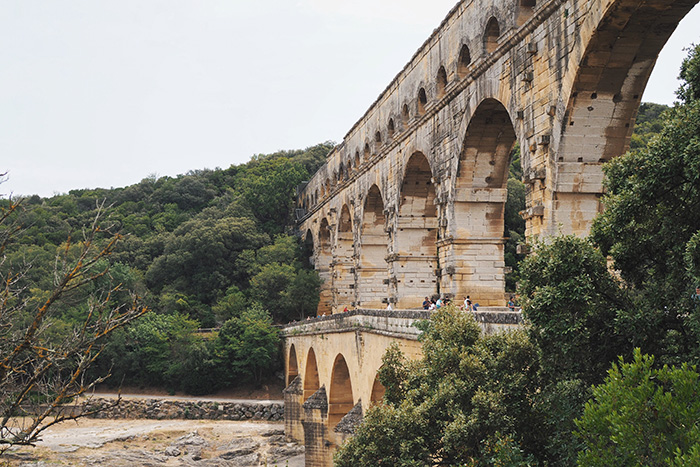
left=283, top=308, right=522, bottom=466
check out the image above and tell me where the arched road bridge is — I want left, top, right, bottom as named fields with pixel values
left=283, top=0, right=698, bottom=465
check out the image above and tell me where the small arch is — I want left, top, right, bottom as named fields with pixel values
left=287, top=345, right=298, bottom=386
left=338, top=163, right=345, bottom=182
left=402, top=104, right=410, bottom=125
left=370, top=374, right=386, bottom=404
left=417, top=88, right=428, bottom=116
left=329, top=354, right=354, bottom=429
left=303, top=229, right=314, bottom=267
left=375, top=130, right=382, bottom=144
left=354, top=150, right=361, bottom=168
left=517, top=0, right=536, bottom=27
left=388, top=118, right=396, bottom=138
left=484, top=17, right=500, bottom=54
left=303, top=348, right=320, bottom=401
left=436, top=66, right=447, bottom=98
left=364, top=143, right=371, bottom=161
left=457, top=44, right=472, bottom=79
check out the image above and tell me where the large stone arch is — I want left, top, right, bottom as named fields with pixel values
left=288, top=344, right=299, bottom=386
left=442, top=97, right=516, bottom=306
left=328, top=354, right=354, bottom=430
left=357, top=184, right=389, bottom=308
left=317, top=217, right=333, bottom=316
left=548, top=0, right=698, bottom=238
left=391, top=151, right=439, bottom=308
left=334, top=204, right=355, bottom=311
left=304, top=347, right=320, bottom=402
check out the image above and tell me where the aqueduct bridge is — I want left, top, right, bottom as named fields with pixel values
left=284, top=0, right=698, bottom=464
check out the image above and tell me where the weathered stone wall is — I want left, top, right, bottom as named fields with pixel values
left=81, top=398, right=284, bottom=421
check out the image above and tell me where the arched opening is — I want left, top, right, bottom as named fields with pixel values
left=417, top=88, right=428, bottom=116
left=394, top=152, right=438, bottom=308
left=484, top=17, right=500, bottom=54
left=402, top=103, right=410, bottom=125
left=388, top=118, right=395, bottom=138
left=517, top=0, right=536, bottom=27
left=302, top=229, right=314, bottom=268
left=354, top=150, right=361, bottom=169
left=375, top=130, right=382, bottom=144
left=457, top=44, right=472, bottom=79
left=370, top=374, right=385, bottom=405
left=287, top=345, right=299, bottom=386
left=358, top=185, right=389, bottom=308
left=303, top=348, right=320, bottom=402
left=317, top=217, right=333, bottom=315
left=329, top=354, right=354, bottom=429
left=436, top=66, right=447, bottom=98
left=338, top=163, right=345, bottom=182
left=334, top=205, right=355, bottom=311
left=450, top=98, right=516, bottom=305
left=364, top=143, right=371, bottom=161
left=314, top=189, right=318, bottom=206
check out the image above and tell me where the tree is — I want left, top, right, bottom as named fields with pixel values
left=0, top=198, right=146, bottom=454
left=591, top=43, right=700, bottom=363
left=212, top=304, right=280, bottom=387
left=335, top=307, right=543, bottom=466
left=576, top=349, right=700, bottom=466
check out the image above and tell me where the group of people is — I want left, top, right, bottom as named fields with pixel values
left=422, top=296, right=450, bottom=310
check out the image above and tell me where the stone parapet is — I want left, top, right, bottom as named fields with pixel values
left=282, top=308, right=522, bottom=339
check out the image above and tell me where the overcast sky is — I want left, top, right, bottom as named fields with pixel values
left=2, top=1, right=699, bottom=198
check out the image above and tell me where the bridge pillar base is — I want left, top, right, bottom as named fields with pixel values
left=302, top=387, right=332, bottom=467
left=438, top=238, right=506, bottom=306
left=283, top=376, right=304, bottom=443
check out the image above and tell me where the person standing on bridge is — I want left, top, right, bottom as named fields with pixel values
left=423, top=297, right=430, bottom=310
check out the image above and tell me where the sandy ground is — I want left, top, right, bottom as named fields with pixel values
left=3, top=418, right=304, bottom=467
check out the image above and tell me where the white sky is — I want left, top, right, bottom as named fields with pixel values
left=2, top=0, right=699, bottom=198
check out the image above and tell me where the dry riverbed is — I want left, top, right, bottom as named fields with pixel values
left=3, top=418, right=304, bottom=466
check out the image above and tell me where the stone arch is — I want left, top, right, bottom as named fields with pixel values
left=375, top=130, right=382, bottom=144
left=287, top=344, right=299, bottom=385
left=317, top=217, right=333, bottom=315
left=446, top=97, right=516, bottom=306
left=484, top=17, right=500, bottom=54
left=436, top=66, right=448, bottom=98
left=364, top=142, right=371, bottom=161
left=402, top=103, right=410, bottom=125
left=457, top=44, right=471, bottom=79
left=370, top=374, right=385, bottom=405
left=393, top=151, right=438, bottom=308
left=338, top=162, right=345, bottom=182
left=354, top=150, right=361, bottom=169
left=303, top=229, right=314, bottom=268
left=334, top=204, right=355, bottom=310
left=328, top=354, right=354, bottom=429
left=417, top=87, right=428, bottom=116
left=358, top=185, right=389, bottom=308
left=552, top=0, right=696, bottom=237
left=517, top=0, right=536, bottom=27
left=303, top=348, right=320, bottom=401
left=388, top=118, right=395, bottom=138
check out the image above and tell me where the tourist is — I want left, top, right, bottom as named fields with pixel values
left=465, top=299, right=472, bottom=312
left=422, top=296, right=430, bottom=310
left=508, top=295, right=516, bottom=310
left=436, top=297, right=443, bottom=309
left=429, top=299, right=436, bottom=311
left=386, top=302, right=393, bottom=310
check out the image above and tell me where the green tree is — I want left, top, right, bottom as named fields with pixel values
left=335, top=307, right=543, bottom=466
left=212, top=304, right=280, bottom=387
left=576, top=349, right=700, bottom=466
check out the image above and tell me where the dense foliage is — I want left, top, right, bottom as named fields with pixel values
left=1, top=142, right=333, bottom=393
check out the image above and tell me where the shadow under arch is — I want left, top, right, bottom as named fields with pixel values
left=358, top=184, right=389, bottom=308
left=303, top=348, right=320, bottom=402
left=328, top=354, right=354, bottom=429
left=287, top=344, right=299, bottom=386
left=334, top=204, right=355, bottom=311
left=370, top=373, right=386, bottom=405
left=393, top=151, right=438, bottom=308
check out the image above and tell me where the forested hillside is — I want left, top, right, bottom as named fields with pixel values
left=1, top=142, right=333, bottom=394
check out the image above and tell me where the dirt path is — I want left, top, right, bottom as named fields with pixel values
left=4, top=418, right=304, bottom=466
